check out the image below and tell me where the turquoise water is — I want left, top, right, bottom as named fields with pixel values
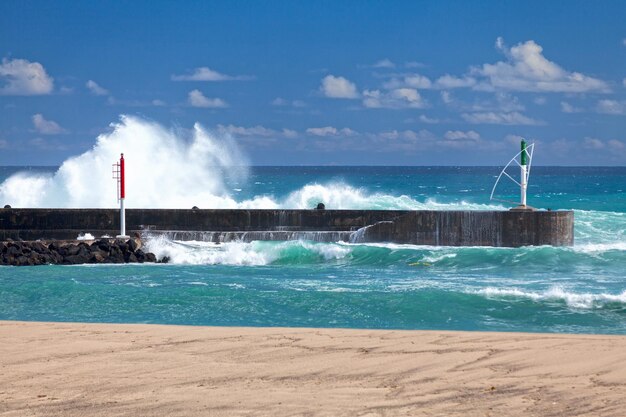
left=1, top=166, right=626, bottom=334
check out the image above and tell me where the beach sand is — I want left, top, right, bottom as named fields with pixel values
left=1, top=321, right=625, bottom=416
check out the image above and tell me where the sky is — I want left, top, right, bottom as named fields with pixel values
left=0, top=0, right=625, bottom=166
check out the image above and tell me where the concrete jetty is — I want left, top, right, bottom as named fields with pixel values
left=0, top=208, right=574, bottom=247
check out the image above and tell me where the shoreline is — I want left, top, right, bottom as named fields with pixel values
left=2, top=321, right=625, bottom=416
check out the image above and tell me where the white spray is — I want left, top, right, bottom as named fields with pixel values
left=0, top=116, right=249, bottom=208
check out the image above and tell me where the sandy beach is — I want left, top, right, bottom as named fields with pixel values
left=1, top=321, right=625, bottom=416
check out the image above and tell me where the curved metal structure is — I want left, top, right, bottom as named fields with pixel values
left=490, top=142, right=534, bottom=206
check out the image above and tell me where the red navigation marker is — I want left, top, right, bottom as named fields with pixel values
left=112, top=153, right=128, bottom=238
left=120, top=153, right=125, bottom=200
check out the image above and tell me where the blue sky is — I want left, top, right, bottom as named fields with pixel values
left=1, top=0, right=625, bottom=165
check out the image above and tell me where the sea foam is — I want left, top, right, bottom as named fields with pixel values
left=474, top=286, right=626, bottom=309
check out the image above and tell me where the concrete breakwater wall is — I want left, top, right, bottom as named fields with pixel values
left=0, top=208, right=574, bottom=247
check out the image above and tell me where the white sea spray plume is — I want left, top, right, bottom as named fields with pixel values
left=0, top=115, right=250, bottom=208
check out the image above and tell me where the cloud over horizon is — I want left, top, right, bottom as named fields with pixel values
left=469, top=38, right=610, bottom=93
left=86, top=80, right=109, bottom=96
left=0, top=58, right=54, bottom=95
left=320, top=75, right=360, bottom=99
left=172, top=67, right=254, bottom=81
left=32, top=114, right=67, bottom=135
left=188, top=89, right=228, bottom=108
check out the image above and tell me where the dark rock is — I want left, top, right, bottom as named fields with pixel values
left=95, top=240, right=111, bottom=252
left=89, top=252, right=105, bottom=263
left=77, top=243, right=90, bottom=257
left=30, top=242, right=48, bottom=254
left=6, top=245, right=21, bottom=257
left=91, top=249, right=108, bottom=259
left=39, top=254, right=55, bottom=264
left=148, top=253, right=159, bottom=263
left=65, top=245, right=81, bottom=256
left=116, top=240, right=129, bottom=254
left=316, top=202, right=325, bottom=210
left=48, top=242, right=60, bottom=253
left=57, top=246, right=69, bottom=257
left=103, top=255, right=124, bottom=264
left=1, top=239, right=162, bottom=266
left=65, top=254, right=90, bottom=265
left=3, top=204, right=10, bottom=209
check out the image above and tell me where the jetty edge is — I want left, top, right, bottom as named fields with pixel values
left=1, top=208, right=574, bottom=247
left=0, top=236, right=163, bottom=267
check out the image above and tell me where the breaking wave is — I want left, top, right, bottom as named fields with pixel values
left=474, top=286, right=626, bottom=309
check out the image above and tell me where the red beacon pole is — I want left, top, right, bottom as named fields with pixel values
left=112, top=153, right=129, bottom=238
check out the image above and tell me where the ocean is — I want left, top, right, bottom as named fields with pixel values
left=0, top=118, right=625, bottom=334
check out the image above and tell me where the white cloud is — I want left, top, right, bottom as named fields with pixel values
left=217, top=124, right=274, bottom=137
left=441, top=91, right=524, bottom=113
left=418, top=115, right=439, bottom=124
left=271, top=97, right=288, bottom=106
left=271, top=97, right=306, bottom=107
left=372, top=58, right=395, bottom=68
left=444, top=130, right=480, bottom=141
left=188, top=89, right=228, bottom=108
left=533, top=97, right=547, bottom=105
left=596, top=99, right=626, bottom=115
left=560, top=101, right=583, bottom=113
left=172, top=67, right=253, bottom=81
left=461, top=111, right=542, bottom=125
left=434, top=75, right=476, bottom=89
left=472, top=93, right=524, bottom=112
left=569, top=137, right=626, bottom=157
left=377, top=129, right=428, bottom=141
left=362, top=88, right=427, bottom=109
left=0, top=139, right=8, bottom=149
left=282, top=128, right=298, bottom=138
left=504, top=134, right=526, bottom=147
left=306, top=126, right=357, bottom=137
left=384, top=74, right=432, bottom=90
left=151, top=99, right=166, bottom=106
left=86, top=80, right=109, bottom=96
left=583, top=137, right=605, bottom=150
left=439, top=130, right=485, bottom=149
left=320, top=75, right=359, bottom=99
left=470, top=38, right=610, bottom=93
left=623, top=78, right=626, bottom=87
left=623, top=38, right=626, bottom=46
left=0, top=58, right=54, bottom=95
left=217, top=124, right=298, bottom=139
left=31, top=114, right=67, bottom=135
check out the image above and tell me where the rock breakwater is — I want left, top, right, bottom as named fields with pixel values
left=0, top=238, right=163, bottom=266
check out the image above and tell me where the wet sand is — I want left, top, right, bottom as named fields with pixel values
left=1, top=321, right=625, bottom=416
